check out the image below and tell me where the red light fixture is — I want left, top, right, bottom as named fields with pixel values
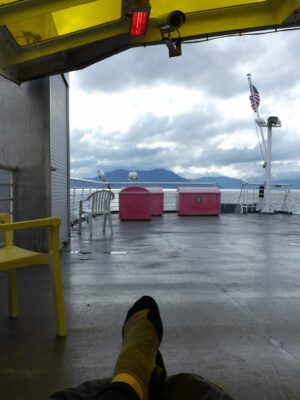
left=130, top=0, right=151, bottom=37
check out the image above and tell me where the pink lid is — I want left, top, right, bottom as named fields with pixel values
left=177, top=186, right=220, bottom=194
left=120, top=186, right=150, bottom=193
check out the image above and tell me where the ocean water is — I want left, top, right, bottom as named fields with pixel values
left=70, top=188, right=300, bottom=222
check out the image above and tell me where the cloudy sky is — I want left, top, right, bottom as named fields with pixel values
left=70, top=29, right=300, bottom=180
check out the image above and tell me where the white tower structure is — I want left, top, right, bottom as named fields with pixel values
left=255, top=116, right=281, bottom=213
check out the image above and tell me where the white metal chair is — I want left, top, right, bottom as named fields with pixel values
left=78, top=190, right=115, bottom=237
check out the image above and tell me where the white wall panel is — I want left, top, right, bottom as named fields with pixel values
left=50, top=74, right=70, bottom=245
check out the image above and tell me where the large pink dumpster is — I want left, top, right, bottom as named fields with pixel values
left=119, top=186, right=151, bottom=220
left=146, top=187, right=164, bottom=216
left=177, top=187, right=221, bottom=216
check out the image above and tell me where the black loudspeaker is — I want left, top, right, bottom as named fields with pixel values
left=167, top=11, right=186, bottom=29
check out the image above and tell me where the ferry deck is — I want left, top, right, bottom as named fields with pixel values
left=1, top=213, right=300, bottom=400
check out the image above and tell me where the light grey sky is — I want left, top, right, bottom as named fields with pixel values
left=70, top=29, right=300, bottom=180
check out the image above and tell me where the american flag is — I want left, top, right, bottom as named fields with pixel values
left=249, top=85, right=260, bottom=112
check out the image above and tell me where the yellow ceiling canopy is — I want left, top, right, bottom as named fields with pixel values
left=0, top=0, right=300, bottom=83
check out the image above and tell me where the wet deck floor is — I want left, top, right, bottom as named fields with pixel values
left=1, top=213, right=300, bottom=400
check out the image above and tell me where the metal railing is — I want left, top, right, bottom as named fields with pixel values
left=70, top=177, right=298, bottom=225
left=0, top=164, right=16, bottom=245
left=236, top=182, right=293, bottom=214
left=0, top=163, right=17, bottom=217
left=70, top=177, right=218, bottom=224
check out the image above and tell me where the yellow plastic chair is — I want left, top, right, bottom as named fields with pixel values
left=0, top=213, right=67, bottom=337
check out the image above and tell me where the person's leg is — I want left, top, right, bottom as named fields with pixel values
left=97, top=296, right=165, bottom=400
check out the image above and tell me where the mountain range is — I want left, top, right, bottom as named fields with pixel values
left=87, top=169, right=300, bottom=189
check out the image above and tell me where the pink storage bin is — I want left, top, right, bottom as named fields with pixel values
left=146, top=187, right=164, bottom=216
left=119, top=186, right=151, bottom=220
left=177, top=187, right=221, bottom=216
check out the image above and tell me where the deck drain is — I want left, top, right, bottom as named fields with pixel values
left=69, top=250, right=92, bottom=254
left=103, top=251, right=128, bottom=255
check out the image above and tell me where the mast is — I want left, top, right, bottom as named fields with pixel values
left=247, top=74, right=281, bottom=214
left=263, top=124, right=273, bottom=213
left=247, top=74, right=269, bottom=212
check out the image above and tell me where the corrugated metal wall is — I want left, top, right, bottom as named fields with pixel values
left=50, top=74, right=70, bottom=245
left=0, top=76, right=51, bottom=251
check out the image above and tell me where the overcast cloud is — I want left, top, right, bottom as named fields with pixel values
left=70, top=30, right=300, bottom=180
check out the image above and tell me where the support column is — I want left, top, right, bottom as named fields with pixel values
left=262, top=125, right=273, bottom=213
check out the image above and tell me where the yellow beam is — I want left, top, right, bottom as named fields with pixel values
left=5, top=0, right=123, bottom=47
left=6, top=23, right=130, bottom=65
left=0, top=0, right=97, bottom=25
left=275, top=0, right=300, bottom=22
left=133, top=0, right=300, bottom=43
left=1, top=0, right=300, bottom=83
left=149, top=0, right=269, bottom=17
left=5, top=0, right=300, bottom=68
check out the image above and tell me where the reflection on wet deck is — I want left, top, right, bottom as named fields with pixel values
left=1, top=213, right=300, bottom=400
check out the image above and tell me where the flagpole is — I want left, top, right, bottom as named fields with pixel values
left=247, top=73, right=270, bottom=212
left=247, top=74, right=278, bottom=214
left=263, top=123, right=273, bottom=213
